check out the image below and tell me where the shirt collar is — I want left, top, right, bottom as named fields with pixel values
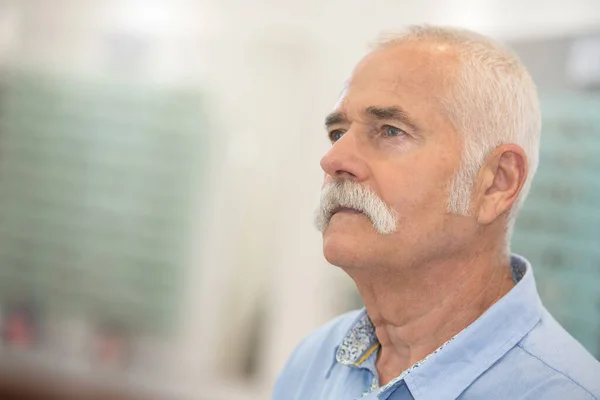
left=324, top=309, right=376, bottom=379
left=336, top=311, right=379, bottom=366
left=327, top=254, right=543, bottom=400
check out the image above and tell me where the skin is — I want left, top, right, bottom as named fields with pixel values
left=320, top=40, right=528, bottom=386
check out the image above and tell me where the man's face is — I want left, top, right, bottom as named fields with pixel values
left=320, top=42, right=475, bottom=270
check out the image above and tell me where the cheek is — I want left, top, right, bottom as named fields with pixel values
left=381, top=156, right=456, bottom=213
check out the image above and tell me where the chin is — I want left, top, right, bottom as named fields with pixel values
left=323, top=234, right=355, bottom=267
left=322, top=221, right=375, bottom=268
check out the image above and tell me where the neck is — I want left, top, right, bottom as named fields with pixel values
left=344, top=249, right=515, bottom=386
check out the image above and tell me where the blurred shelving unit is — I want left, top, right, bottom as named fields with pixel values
left=511, top=33, right=600, bottom=360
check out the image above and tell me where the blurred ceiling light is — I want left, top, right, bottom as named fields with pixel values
left=108, top=0, right=183, bottom=37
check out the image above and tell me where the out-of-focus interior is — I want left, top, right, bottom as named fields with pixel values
left=0, top=1, right=598, bottom=399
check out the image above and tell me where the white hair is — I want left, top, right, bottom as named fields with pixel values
left=315, top=180, right=398, bottom=235
left=373, top=26, right=541, bottom=228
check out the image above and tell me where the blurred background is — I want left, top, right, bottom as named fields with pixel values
left=0, top=0, right=598, bottom=399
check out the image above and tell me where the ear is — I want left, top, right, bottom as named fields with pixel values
left=474, top=144, right=528, bottom=225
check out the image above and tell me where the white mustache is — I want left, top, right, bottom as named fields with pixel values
left=314, top=181, right=398, bottom=235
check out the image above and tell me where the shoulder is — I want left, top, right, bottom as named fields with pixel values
left=273, top=309, right=363, bottom=395
left=515, top=309, right=600, bottom=399
left=468, top=309, right=600, bottom=399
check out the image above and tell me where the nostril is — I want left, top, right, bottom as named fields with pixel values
left=334, top=170, right=358, bottom=180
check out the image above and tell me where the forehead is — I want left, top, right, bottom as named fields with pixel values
left=337, top=42, right=458, bottom=121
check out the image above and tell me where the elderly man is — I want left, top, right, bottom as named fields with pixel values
left=273, top=26, right=600, bottom=400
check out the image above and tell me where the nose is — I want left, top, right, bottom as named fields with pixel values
left=320, top=131, right=369, bottom=183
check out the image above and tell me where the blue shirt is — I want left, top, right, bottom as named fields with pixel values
left=273, top=255, right=600, bottom=400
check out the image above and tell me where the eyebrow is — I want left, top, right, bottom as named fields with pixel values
left=364, top=106, right=419, bottom=132
left=324, top=111, right=347, bottom=128
left=324, top=106, right=419, bottom=132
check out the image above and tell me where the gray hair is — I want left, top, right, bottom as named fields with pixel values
left=373, top=26, right=541, bottom=227
left=315, top=180, right=398, bottom=235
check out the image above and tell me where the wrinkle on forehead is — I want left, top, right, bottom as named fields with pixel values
left=330, top=41, right=462, bottom=143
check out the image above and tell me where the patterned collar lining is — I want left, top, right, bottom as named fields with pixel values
left=334, top=258, right=528, bottom=395
left=335, top=310, right=459, bottom=396
left=336, top=312, right=378, bottom=366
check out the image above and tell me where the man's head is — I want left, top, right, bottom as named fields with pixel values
left=315, top=25, right=541, bottom=270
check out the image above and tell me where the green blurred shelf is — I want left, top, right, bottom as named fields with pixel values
left=513, top=93, right=600, bottom=359
left=0, top=69, right=208, bottom=335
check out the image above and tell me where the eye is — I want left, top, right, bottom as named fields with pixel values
left=384, top=125, right=407, bottom=138
left=329, top=130, right=345, bottom=143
